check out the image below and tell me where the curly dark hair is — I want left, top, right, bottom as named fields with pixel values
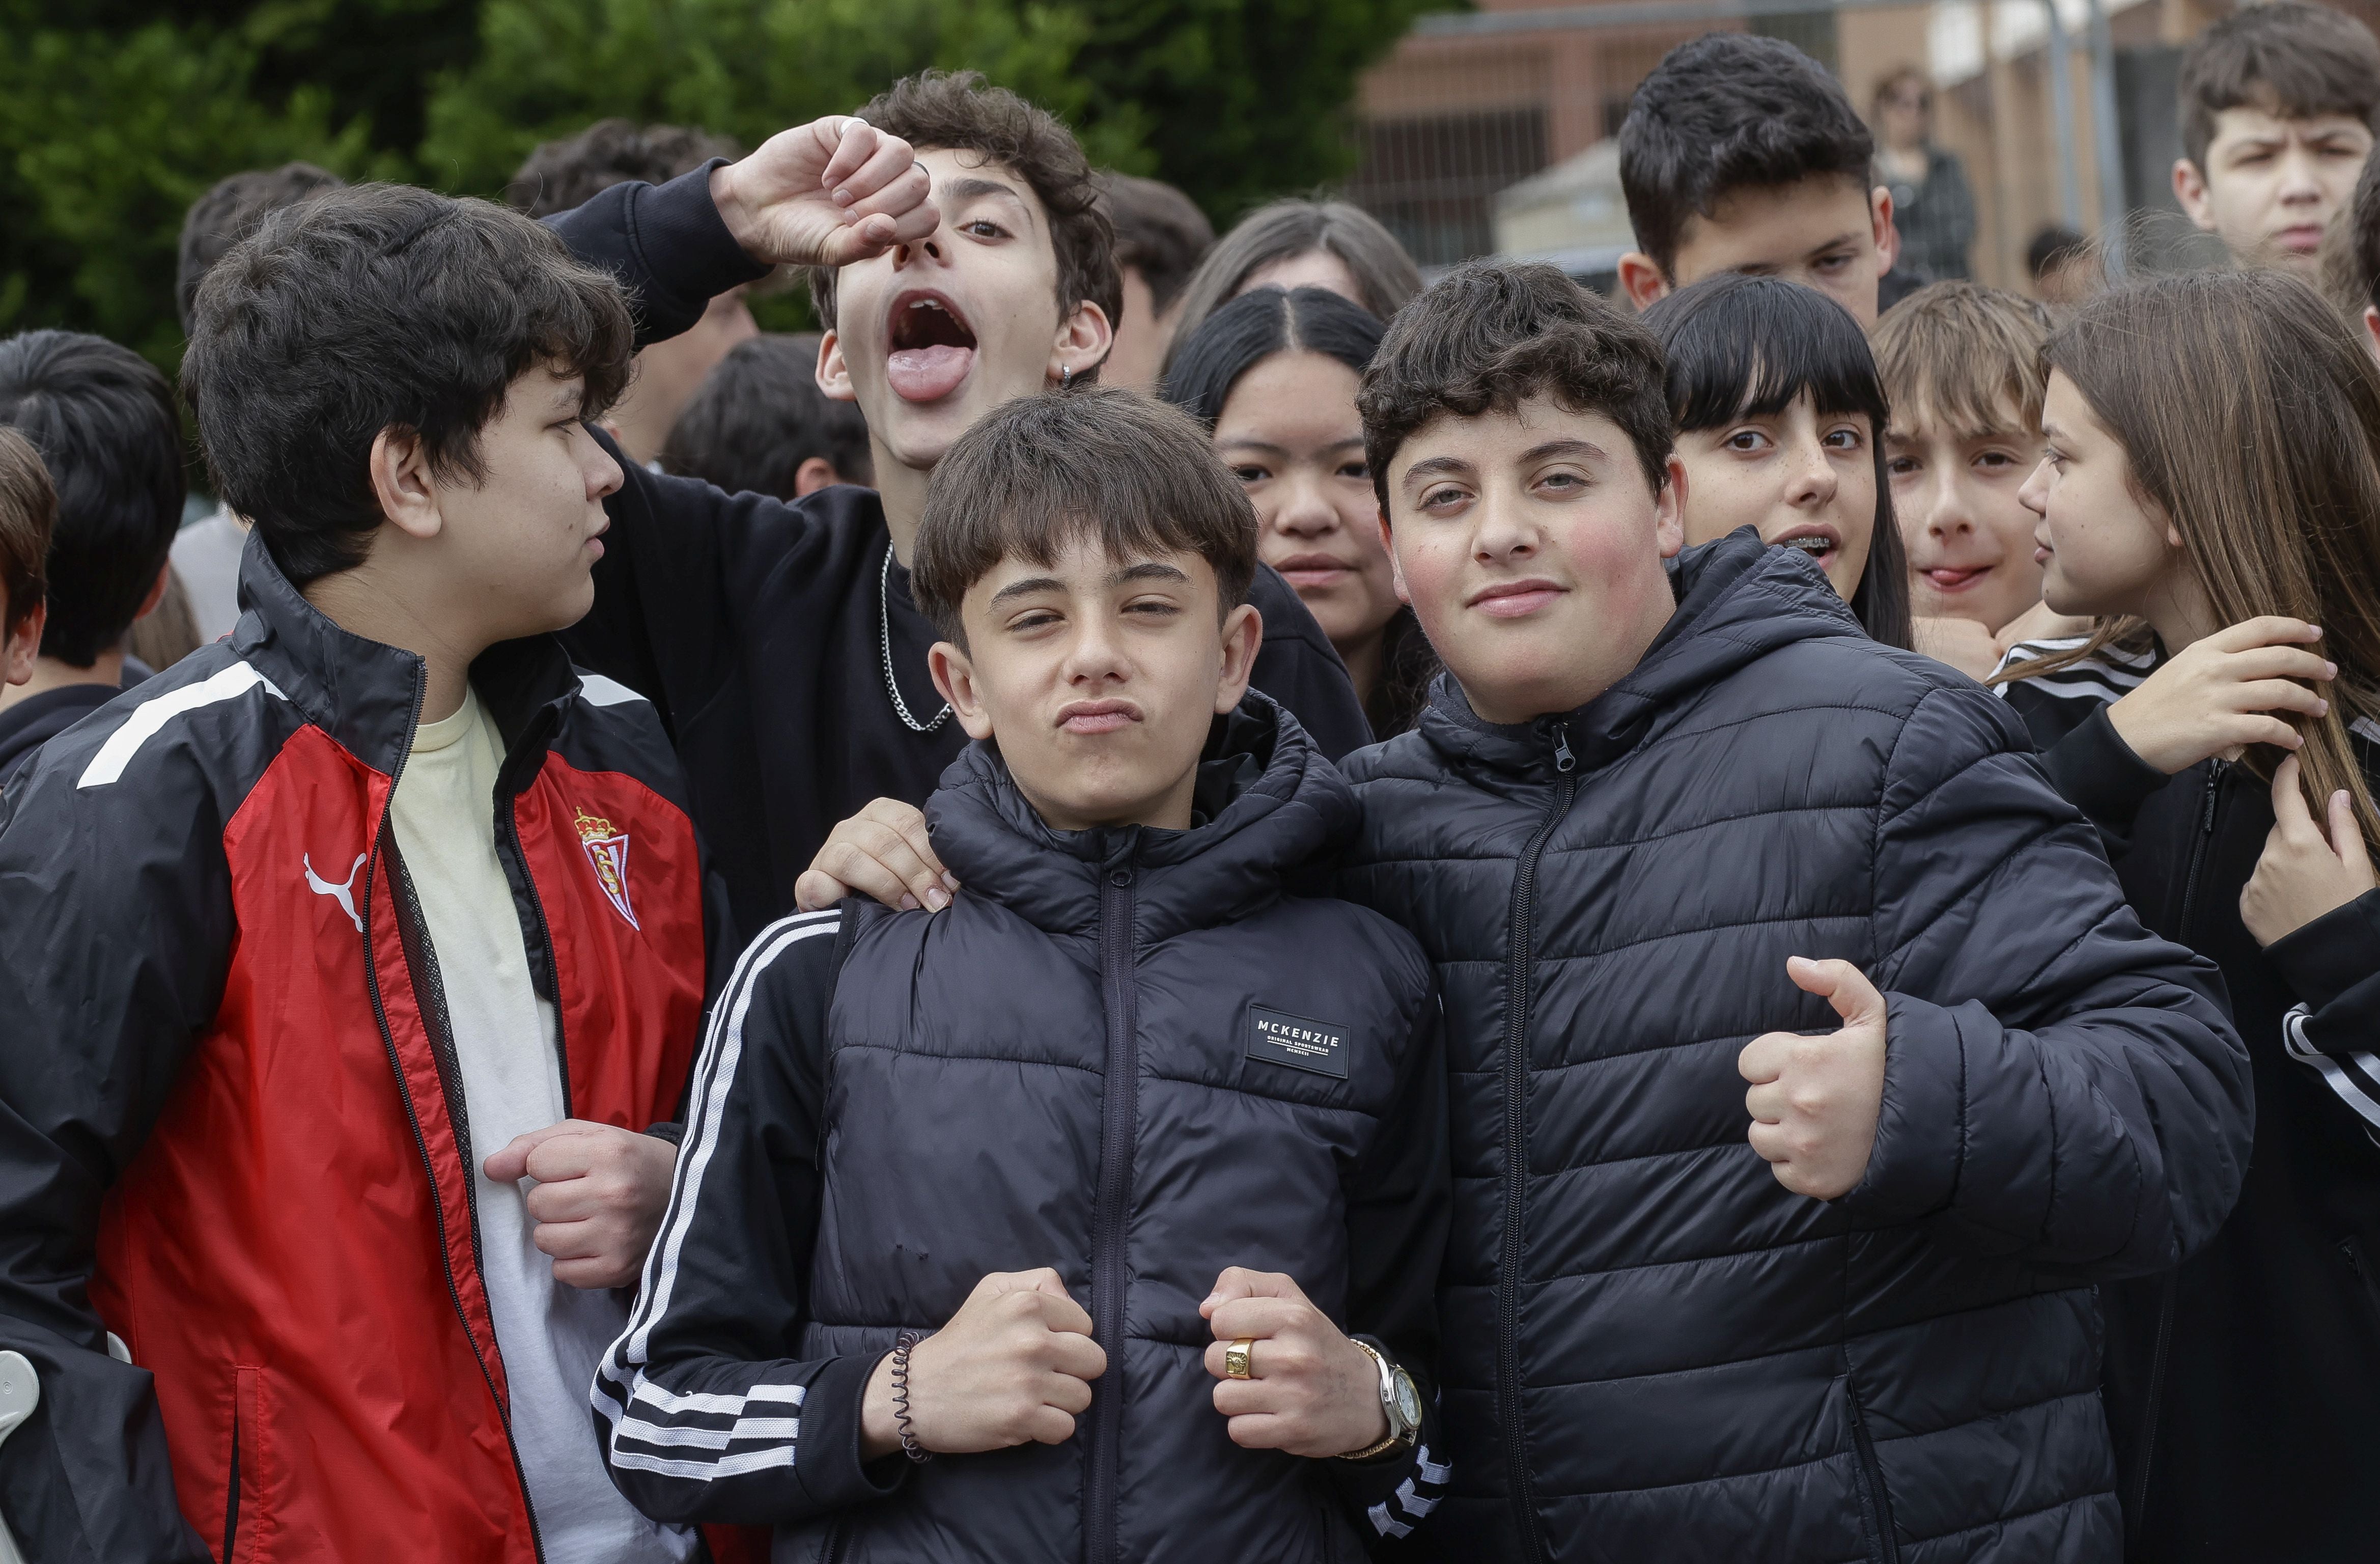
left=182, top=183, right=635, bottom=586
left=807, top=72, right=1119, bottom=345
left=1356, top=260, right=1673, bottom=514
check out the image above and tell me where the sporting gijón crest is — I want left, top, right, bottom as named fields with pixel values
left=575, top=806, right=639, bottom=930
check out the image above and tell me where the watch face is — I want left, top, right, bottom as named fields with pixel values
left=1393, top=1371, right=1423, bottom=1430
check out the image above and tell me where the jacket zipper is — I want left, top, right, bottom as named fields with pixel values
left=363, top=678, right=550, bottom=1564
left=1084, top=860, right=1140, bottom=1564
left=1496, top=722, right=1576, bottom=1564
left=1841, top=1360, right=1901, bottom=1564
left=2174, top=759, right=2228, bottom=938
left=2127, top=761, right=2222, bottom=1529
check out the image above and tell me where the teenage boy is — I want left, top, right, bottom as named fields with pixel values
left=513, top=119, right=760, bottom=467
left=0, top=331, right=184, bottom=787
left=546, top=70, right=1370, bottom=940
left=0, top=117, right=932, bottom=1561
left=1096, top=172, right=1215, bottom=392
left=0, top=428, right=51, bottom=705
left=1869, top=280, right=2057, bottom=679
left=1615, top=33, right=1899, bottom=327
left=173, top=162, right=348, bottom=642
left=596, top=386, right=1448, bottom=1561
left=2172, top=1, right=2380, bottom=279
left=795, top=261, right=2255, bottom=1558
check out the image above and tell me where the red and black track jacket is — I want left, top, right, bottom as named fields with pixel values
left=0, top=536, right=711, bottom=1561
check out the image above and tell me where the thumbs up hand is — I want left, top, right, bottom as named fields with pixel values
left=1739, top=957, right=1890, bottom=1200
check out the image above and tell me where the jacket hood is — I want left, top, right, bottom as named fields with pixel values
left=925, top=691, right=1357, bottom=942
left=1417, top=526, right=1867, bottom=782
left=234, top=526, right=595, bottom=776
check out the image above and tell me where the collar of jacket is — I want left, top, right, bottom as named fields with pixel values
left=1416, top=525, right=1870, bottom=782
left=921, top=691, right=1357, bottom=942
left=232, top=526, right=590, bottom=779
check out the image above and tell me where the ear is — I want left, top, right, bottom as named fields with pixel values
left=2362, top=304, right=2380, bottom=368
left=816, top=327, right=857, bottom=404
left=2, top=599, right=46, bottom=685
left=1214, top=601, right=1263, bottom=714
left=132, top=561, right=171, bottom=622
left=1379, top=506, right=1412, bottom=606
left=1869, top=186, right=1900, bottom=274
left=368, top=426, right=444, bottom=544
left=1616, top=253, right=1670, bottom=313
left=793, top=456, right=842, bottom=497
left=1655, top=453, right=1688, bottom=558
left=930, top=637, right=995, bottom=742
left=1051, top=299, right=1114, bottom=385
left=2173, top=158, right=2214, bottom=229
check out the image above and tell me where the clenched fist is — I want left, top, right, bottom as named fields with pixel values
left=1200, top=1268, right=1386, bottom=1459
left=483, top=1119, right=678, bottom=1290
left=1739, top=957, right=1889, bottom=1201
left=859, top=1269, right=1105, bottom=1459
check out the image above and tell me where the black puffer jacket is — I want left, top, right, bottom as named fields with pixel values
left=1336, top=532, right=2251, bottom=1563
left=597, top=699, right=1452, bottom=1561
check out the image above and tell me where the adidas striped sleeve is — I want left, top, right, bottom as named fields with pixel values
left=592, top=908, right=906, bottom=1524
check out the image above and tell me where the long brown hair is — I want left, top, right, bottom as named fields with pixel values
left=2002, top=269, right=2380, bottom=845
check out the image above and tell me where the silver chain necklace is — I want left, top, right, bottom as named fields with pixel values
left=879, top=543, right=952, bottom=734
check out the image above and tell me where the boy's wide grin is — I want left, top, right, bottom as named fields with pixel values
left=886, top=288, right=979, bottom=404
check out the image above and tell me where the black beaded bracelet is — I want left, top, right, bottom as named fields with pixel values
left=891, top=1330, right=932, bottom=1463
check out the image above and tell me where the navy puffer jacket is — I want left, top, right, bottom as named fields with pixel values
left=1336, top=532, right=2251, bottom=1563
left=598, top=699, right=1450, bottom=1562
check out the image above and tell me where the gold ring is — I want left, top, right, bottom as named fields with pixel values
left=1224, top=1338, right=1255, bottom=1380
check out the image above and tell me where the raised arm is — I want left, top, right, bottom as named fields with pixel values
left=1842, top=684, right=2252, bottom=1276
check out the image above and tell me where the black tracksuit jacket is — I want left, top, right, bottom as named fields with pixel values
left=545, top=168, right=1373, bottom=940
left=593, top=697, right=1451, bottom=1561
left=2003, top=665, right=2380, bottom=1563
left=1336, top=532, right=2251, bottom=1563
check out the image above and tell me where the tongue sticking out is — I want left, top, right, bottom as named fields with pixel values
left=887, top=344, right=974, bottom=403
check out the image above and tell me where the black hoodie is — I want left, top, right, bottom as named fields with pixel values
left=1337, top=529, right=2249, bottom=1563
left=595, top=695, right=1451, bottom=1560
left=544, top=167, right=1374, bottom=941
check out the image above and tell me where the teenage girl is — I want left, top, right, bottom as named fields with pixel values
left=1640, top=273, right=1913, bottom=648
left=1164, top=286, right=1437, bottom=739
left=1996, top=268, right=2380, bottom=1563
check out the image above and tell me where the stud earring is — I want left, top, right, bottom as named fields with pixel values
left=1060, top=364, right=1074, bottom=389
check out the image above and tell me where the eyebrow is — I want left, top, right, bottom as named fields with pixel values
left=1399, top=455, right=1474, bottom=490
left=986, top=560, right=1190, bottom=607
left=943, top=177, right=1034, bottom=224
left=1800, top=231, right=1863, bottom=260
left=1519, top=438, right=1607, bottom=464
left=1215, top=436, right=1366, bottom=456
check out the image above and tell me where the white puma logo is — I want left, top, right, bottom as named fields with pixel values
left=304, top=852, right=367, bottom=933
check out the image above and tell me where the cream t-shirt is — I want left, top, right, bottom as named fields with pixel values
left=388, top=690, right=695, bottom=1564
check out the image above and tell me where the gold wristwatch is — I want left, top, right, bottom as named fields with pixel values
left=1338, top=1339, right=1423, bottom=1461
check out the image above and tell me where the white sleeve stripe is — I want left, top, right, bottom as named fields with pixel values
left=599, top=912, right=843, bottom=1401
left=1416, top=1445, right=1450, bottom=1484
left=630, top=1380, right=806, bottom=1416
left=1393, top=1475, right=1441, bottom=1518
left=77, top=662, right=287, bottom=788
left=577, top=673, right=649, bottom=708
left=609, top=1444, right=799, bottom=1481
left=1367, top=1500, right=1414, bottom=1539
left=616, top=1414, right=801, bottom=1449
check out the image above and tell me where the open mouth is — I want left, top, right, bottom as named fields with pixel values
left=886, top=290, right=978, bottom=404
left=1774, top=528, right=1839, bottom=566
